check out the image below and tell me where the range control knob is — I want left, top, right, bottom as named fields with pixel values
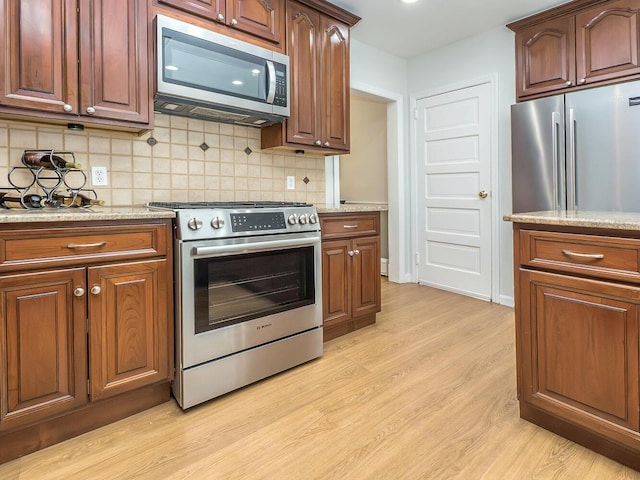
left=309, top=213, right=318, bottom=224
left=288, top=214, right=298, bottom=225
left=211, top=217, right=225, bottom=229
left=187, top=217, right=203, bottom=230
left=299, top=214, right=309, bottom=224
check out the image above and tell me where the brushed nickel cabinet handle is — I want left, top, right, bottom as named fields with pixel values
left=67, top=241, right=107, bottom=249
left=343, top=225, right=358, bottom=229
left=561, top=250, right=604, bottom=260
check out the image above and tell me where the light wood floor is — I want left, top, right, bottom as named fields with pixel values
left=3, top=280, right=640, bottom=479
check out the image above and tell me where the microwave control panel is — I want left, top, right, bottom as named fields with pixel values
left=274, top=63, right=287, bottom=107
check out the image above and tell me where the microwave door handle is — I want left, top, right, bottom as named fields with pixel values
left=266, top=61, right=276, bottom=104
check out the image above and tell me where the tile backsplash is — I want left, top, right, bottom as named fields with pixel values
left=0, top=115, right=327, bottom=207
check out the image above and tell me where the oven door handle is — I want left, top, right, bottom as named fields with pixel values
left=191, top=236, right=319, bottom=257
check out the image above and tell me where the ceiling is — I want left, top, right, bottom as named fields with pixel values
left=328, top=0, right=574, bottom=58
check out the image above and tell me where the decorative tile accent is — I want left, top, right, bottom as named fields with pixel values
left=200, top=142, right=209, bottom=152
left=303, top=177, right=310, bottom=184
left=146, top=136, right=158, bottom=147
left=244, top=147, right=252, bottom=156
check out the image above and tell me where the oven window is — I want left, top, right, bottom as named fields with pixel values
left=193, top=247, right=315, bottom=333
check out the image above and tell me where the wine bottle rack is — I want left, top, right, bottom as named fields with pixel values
left=2, top=149, right=101, bottom=209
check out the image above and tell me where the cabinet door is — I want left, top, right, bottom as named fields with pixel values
left=321, top=240, right=351, bottom=326
left=515, top=16, right=575, bottom=99
left=0, top=0, right=78, bottom=114
left=520, top=269, right=640, bottom=433
left=78, top=0, right=149, bottom=123
left=228, top=0, right=282, bottom=44
left=352, top=236, right=381, bottom=318
left=0, top=268, right=87, bottom=432
left=320, top=15, right=350, bottom=151
left=88, top=260, right=169, bottom=401
left=575, top=0, right=640, bottom=86
left=157, top=0, right=224, bottom=21
left=286, top=0, right=321, bottom=147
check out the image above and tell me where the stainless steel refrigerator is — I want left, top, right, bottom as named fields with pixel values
left=511, top=81, right=640, bottom=213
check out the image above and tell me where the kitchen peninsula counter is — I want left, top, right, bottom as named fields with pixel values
left=507, top=209, right=640, bottom=471
left=505, top=210, right=640, bottom=231
left=0, top=206, right=175, bottom=223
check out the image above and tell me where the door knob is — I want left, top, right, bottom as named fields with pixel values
left=478, top=190, right=488, bottom=199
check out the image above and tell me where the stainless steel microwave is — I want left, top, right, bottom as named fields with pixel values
left=154, top=15, right=290, bottom=127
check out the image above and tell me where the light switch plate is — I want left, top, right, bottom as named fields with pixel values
left=286, top=176, right=295, bottom=190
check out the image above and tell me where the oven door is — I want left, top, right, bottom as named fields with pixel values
left=176, top=232, right=322, bottom=369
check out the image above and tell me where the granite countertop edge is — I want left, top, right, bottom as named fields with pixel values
left=317, top=203, right=388, bottom=213
left=0, top=206, right=175, bottom=223
left=504, top=211, right=640, bottom=231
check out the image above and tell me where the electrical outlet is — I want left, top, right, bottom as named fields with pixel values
left=286, top=176, right=295, bottom=190
left=91, top=166, right=108, bottom=186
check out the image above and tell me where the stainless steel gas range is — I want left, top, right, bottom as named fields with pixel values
left=148, top=201, right=323, bottom=409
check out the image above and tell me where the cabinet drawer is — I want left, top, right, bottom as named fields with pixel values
left=0, top=223, right=168, bottom=271
left=520, top=230, right=640, bottom=281
left=320, top=213, right=380, bottom=239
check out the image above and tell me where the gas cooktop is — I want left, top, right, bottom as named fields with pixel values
left=147, top=201, right=311, bottom=210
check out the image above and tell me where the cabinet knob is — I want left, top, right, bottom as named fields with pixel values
left=324, top=142, right=330, bottom=147
left=90, top=285, right=101, bottom=295
left=354, top=249, right=360, bottom=256
left=74, top=287, right=85, bottom=297
left=348, top=250, right=354, bottom=257
left=217, top=13, right=224, bottom=21
left=578, top=78, right=586, bottom=84
left=63, top=104, right=73, bottom=112
left=315, top=140, right=322, bottom=146
left=231, top=18, right=238, bottom=26
left=566, top=81, right=573, bottom=86
left=86, top=106, right=96, bottom=115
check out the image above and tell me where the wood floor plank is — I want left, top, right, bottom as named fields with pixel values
left=2, top=279, right=640, bottom=479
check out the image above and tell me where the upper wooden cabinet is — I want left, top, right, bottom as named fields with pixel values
left=156, top=0, right=284, bottom=48
left=508, top=0, right=640, bottom=100
left=0, top=0, right=150, bottom=129
left=261, top=0, right=359, bottom=155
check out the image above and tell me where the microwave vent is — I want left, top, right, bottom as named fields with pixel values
left=190, top=106, right=250, bottom=121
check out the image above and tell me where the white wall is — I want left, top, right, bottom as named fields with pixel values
left=407, top=26, right=516, bottom=305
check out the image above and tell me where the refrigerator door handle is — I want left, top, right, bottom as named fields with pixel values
left=568, top=108, right=577, bottom=210
left=552, top=112, right=564, bottom=210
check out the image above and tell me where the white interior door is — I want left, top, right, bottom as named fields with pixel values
left=416, top=82, right=492, bottom=300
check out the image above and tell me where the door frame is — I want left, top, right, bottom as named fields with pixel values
left=410, top=74, right=500, bottom=302
left=327, top=80, right=410, bottom=284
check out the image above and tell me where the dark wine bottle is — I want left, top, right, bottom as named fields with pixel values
left=0, top=192, right=46, bottom=209
left=22, top=152, right=81, bottom=170
left=53, top=192, right=106, bottom=207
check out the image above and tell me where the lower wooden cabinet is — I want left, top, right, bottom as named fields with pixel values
left=0, top=219, right=174, bottom=464
left=0, top=268, right=88, bottom=431
left=320, top=212, right=381, bottom=341
left=519, top=268, right=640, bottom=432
left=513, top=223, right=640, bottom=470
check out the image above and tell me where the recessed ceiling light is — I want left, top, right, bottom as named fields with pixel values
left=401, top=0, right=418, bottom=3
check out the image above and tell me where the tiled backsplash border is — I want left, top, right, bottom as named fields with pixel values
left=0, top=115, right=327, bottom=207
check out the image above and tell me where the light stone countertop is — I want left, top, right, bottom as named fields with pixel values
left=317, top=203, right=388, bottom=214
left=0, top=206, right=175, bottom=223
left=504, top=210, right=640, bottom=231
